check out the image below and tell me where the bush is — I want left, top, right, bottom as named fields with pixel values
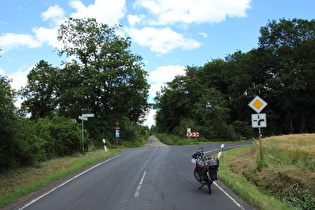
left=35, top=116, right=81, bottom=157
left=0, top=116, right=83, bottom=171
left=119, top=121, right=149, bottom=147
left=279, top=184, right=315, bottom=210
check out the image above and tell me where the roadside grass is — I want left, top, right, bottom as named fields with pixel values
left=0, top=149, right=120, bottom=208
left=220, top=134, right=315, bottom=210
left=155, top=133, right=197, bottom=145
left=154, top=133, right=250, bottom=145
left=219, top=146, right=290, bottom=209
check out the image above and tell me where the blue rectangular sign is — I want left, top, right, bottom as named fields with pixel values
left=115, top=130, right=120, bottom=138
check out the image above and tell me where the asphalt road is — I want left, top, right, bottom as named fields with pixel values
left=10, top=137, right=255, bottom=210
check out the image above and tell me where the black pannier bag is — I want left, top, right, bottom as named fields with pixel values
left=209, top=166, right=218, bottom=180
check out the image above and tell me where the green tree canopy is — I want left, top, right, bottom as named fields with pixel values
left=0, top=76, right=18, bottom=168
left=21, top=18, right=150, bottom=142
left=20, top=60, right=59, bottom=119
left=155, top=18, right=315, bottom=139
left=259, top=18, right=315, bottom=133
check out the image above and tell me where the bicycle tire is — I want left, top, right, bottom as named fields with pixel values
left=194, top=168, right=202, bottom=182
left=207, top=179, right=212, bottom=194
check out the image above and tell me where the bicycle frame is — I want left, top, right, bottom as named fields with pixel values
left=192, top=145, right=223, bottom=194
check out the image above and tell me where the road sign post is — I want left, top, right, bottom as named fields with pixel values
left=249, top=96, right=267, bottom=167
left=114, top=121, right=120, bottom=146
left=79, top=114, right=94, bottom=153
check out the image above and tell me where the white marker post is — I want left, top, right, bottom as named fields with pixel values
left=217, top=144, right=224, bottom=159
left=103, top=139, right=108, bottom=152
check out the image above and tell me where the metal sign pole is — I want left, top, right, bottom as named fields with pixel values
left=249, top=96, right=268, bottom=169
left=79, top=114, right=93, bottom=154
left=82, top=119, right=84, bottom=153
left=258, top=127, right=262, bottom=164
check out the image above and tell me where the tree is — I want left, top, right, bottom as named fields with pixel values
left=0, top=76, right=18, bottom=169
left=21, top=60, right=59, bottom=119
left=56, top=18, right=149, bottom=142
left=155, top=65, right=237, bottom=140
left=259, top=18, right=315, bottom=133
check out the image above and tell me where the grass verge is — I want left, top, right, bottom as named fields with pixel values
left=220, top=134, right=315, bottom=210
left=0, top=149, right=120, bottom=208
left=219, top=146, right=290, bottom=209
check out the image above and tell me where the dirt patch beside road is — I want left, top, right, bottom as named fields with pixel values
left=144, top=136, right=168, bottom=147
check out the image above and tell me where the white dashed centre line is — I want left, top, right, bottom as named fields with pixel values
left=134, top=170, right=147, bottom=198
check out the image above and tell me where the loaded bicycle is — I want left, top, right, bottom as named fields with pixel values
left=191, top=144, right=224, bottom=194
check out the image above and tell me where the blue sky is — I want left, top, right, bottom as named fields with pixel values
left=0, top=0, right=314, bottom=126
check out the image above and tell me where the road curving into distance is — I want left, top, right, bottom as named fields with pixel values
left=8, top=136, right=254, bottom=210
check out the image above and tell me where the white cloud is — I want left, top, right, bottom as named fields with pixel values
left=148, top=65, right=186, bottom=97
left=0, top=5, right=66, bottom=54
left=0, top=33, right=42, bottom=52
left=127, top=14, right=143, bottom=27
left=41, top=5, right=65, bottom=23
left=198, top=32, right=208, bottom=38
left=127, top=27, right=200, bottom=54
left=33, top=27, right=63, bottom=49
left=0, top=67, right=5, bottom=75
left=6, top=66, right=33, bottom=108
left=9, top=67, right=31, bottom=91
left=134, top=0, right=251, bottom=25
left=69, top=0, right=127, bottom=25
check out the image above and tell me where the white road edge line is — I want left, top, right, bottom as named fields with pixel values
left=19, top=155, right=121, bottom=210
left=134, top=170, right=147, bottom=198
left=214, top=182, right=245, bottom=210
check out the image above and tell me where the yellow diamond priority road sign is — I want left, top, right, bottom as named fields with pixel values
left=248, top=96, right=267, bottom=113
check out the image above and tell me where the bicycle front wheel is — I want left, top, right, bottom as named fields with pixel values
left=194, top=167, right=202, bottom=182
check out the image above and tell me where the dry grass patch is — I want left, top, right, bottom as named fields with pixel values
left=225, top=134, right=315, bottom=198
left=263, top=134, right=315, bottom=156
left=0, top=155, right=80, bottom=195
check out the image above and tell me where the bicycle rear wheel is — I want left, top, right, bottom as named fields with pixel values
left=206, top=170, right=213, bottom=194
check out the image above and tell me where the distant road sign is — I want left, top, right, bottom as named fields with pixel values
left=249, top=96, right=267, bottom=113
left=82, top=113, right=94, bottom=118
left=187, top=132, right=199, bottom=137
left=251, top=113, right=267, bottom=128
left=79, top=116, right=88, bottom=121
left=115, top=130, right=120, bottom=138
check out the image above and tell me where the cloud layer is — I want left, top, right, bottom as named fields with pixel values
left=133, top=0, right=250, bottom=25
left=0, top=0, right=251, bottom=55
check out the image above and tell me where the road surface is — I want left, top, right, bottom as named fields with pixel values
left=7, top=136, right=254, bottom=210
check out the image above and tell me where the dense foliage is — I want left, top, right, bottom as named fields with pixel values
left=0, top=18, right=150, bottom=171
left=155, top=18, right=315, bottom=140
left=20, top=18, right=150, bottom=143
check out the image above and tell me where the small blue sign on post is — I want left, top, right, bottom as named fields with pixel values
left=115, top=129, right=120, bottom=138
